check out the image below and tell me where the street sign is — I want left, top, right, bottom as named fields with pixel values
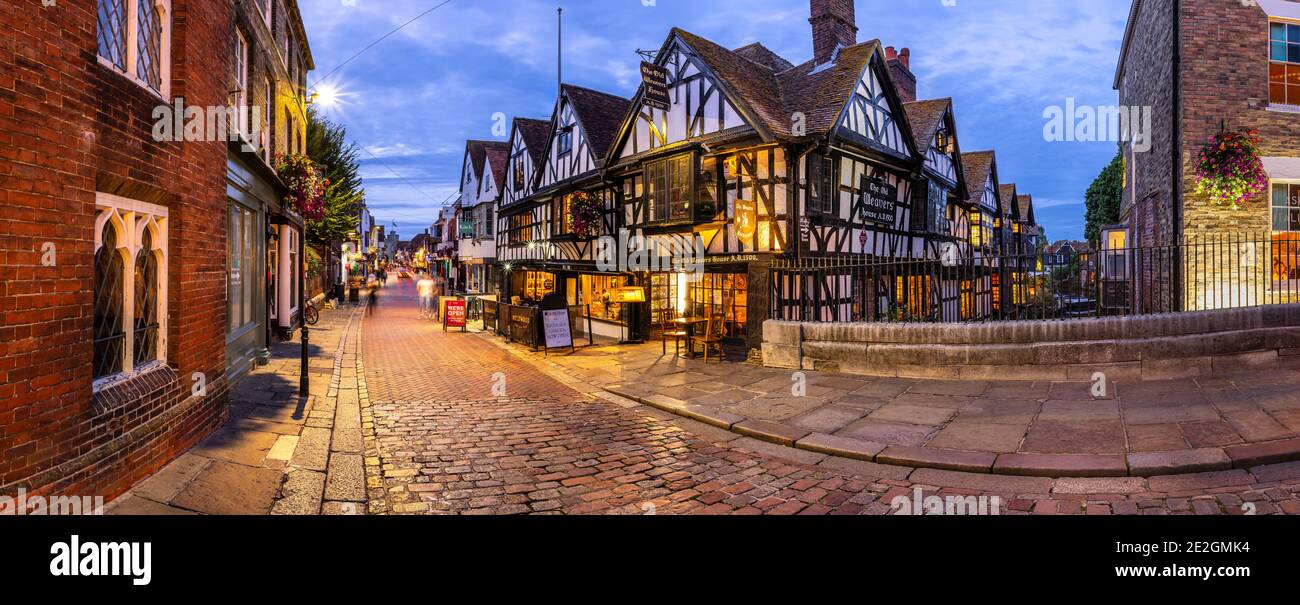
left=444, top=299, right=467, bottom=332
left=640, top=61, right=670, bottom=111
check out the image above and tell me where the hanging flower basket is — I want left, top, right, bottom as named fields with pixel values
left=568, top=191, right=604, bottom=238
left=1193, top=130, right=1269, bottom=210
left=274, top=153, right=328, bottom=222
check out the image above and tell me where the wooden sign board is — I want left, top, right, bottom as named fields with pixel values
left=640, top=62, right=670, bottom=111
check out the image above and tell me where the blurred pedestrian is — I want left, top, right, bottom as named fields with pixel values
left=417, top=274, right=435, bottom=320
left=366, top=284, right=380, bottom=317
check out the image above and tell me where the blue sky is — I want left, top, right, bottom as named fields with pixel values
left=300, top=0, right=1133, bottom=242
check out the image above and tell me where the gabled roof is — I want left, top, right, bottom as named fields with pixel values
left=902, top=99, right=952, bottom=156
left=484, top=144, right=510, bottom=193
left=999, top=183, right=1021, bottom=219
left=777, top=41, right=883, bottom=141
left=1017, top=194, right=1036, bottom=223
left=460, top=140, right=497, bottom=188
left=513, top=117, right=551, bottom=166
left=672, top=28, right=788, bottom=139
left=961, top=150, right=996, bottom=206
left=562, top=84, right=632, bottom=162
left=733, top=42, right=795, bottom=72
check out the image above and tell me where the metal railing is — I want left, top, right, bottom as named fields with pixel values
left=771, top=233, right=1300, bottom=324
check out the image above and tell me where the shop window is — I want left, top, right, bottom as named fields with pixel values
left=807, top=154, right=837, bottom=216
left=650, top=273, right=747, bottom=340
left=1273, top=184, right=1300, bottom=282
left=228, top=203, right=258, bottom=333
left=514, top=271, right=556, bottom=302
left=579, top=275, right=628, bottom=323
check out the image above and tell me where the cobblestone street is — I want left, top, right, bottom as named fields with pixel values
left=361, top=280, right=1300, bottom=515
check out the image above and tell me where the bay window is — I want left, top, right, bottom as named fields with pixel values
left=96, top=0, right=171, bottom=97
left=646, top=154, right=693, bottom=223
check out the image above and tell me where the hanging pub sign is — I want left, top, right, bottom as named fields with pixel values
left=858, top=176, right=898, bottom=225
left=734, top=198, right=757, bottom=240
left=640, top=61, right=671, bottom=111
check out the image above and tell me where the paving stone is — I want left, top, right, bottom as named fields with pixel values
left=1224, top=437, right=1300, bottom=468
left=1053, top=477, right=1148, bottom=495
left=291, top=427, right=332, bottom=472
left=188, top=427, right=281, bottom=467
left=325, top=453, right=366, bottom=503
left=1147, top=470, right=1256, bottom=493
left=1126, top=423, right=1189, bottom=452
left=908, top=468, right=1054, bottom=494
left=170, top=461, right=283, bottom=515
left=1247, top=460, right=1300, bottom=483
left=677, top=404, right=745, bottom=429
left=733, top=419, right=810, bottom=446
left=868, top=403, right=956, bottom=426
left=778, top=405, right=861, bottom=436
left=331, top=427, right=364, bottom=453
left=994, top=453, right=1128, bottom=477
left=795, top=432, right=885, bottom=461
left=271, top=469, right=325, bottom=515
left=1021, top=420, right=1126, bottom=454
left=836, top=418, right=936, bottom=447
left=878, top=446, right=997, bottom=474
left=729, top=437, right=827, bottom=466
left=130, top=454, right=210, bottom=504
left=1223, top=410, right=1294, bottom=443
left=927, top=421, right=1028, bottom=453
left=1127, top=449, right=1233, bottom=477
left=106, top=494, right=198, bottom=516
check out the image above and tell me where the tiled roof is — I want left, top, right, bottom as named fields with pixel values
left=961, top=150, right=995, bottom=206
left=464, top=140, right=491, bottom=181
left=483, top=143, right=510, bottom=192
left=670, top=28, right=886, bottom=143
left=901, top=99, right=951, bottom=156
left=999, top=183, right=1019, bottom=218
left=514, top=118, right=550, bottom=166
left=562, top=84, right=632, bottom=162
left=733, top=42, right=795, bottom=72
left=1017, top=194, right=1035, bottom=223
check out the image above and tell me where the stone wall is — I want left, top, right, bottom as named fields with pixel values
left=763, top=304, right=1300, bottom=381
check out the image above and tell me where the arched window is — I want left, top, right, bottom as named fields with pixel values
left=94, top=222, right=125, bottom=380
left=133, top=228, right=160, bottom=368
left=95, top=0, right=171, bottom=97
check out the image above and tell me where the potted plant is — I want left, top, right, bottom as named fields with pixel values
left=1193, top=130, right=1269, bottom=210
left=274, top=153, right=328, bottom=221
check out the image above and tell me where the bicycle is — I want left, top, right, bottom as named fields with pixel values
left=304, top=299, right=320, bottom=326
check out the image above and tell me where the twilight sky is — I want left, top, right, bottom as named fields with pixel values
left=300, top=0, right=1133, bottom=243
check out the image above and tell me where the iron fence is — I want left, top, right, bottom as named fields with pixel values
left=771, top=233, right=1300, bottom=324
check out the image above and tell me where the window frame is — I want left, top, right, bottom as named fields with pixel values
left=93, top=193, right=169, bottom=388
left=1269, top=20, right=1300, bottom=108
left=557, top=127, right=574, bottom=157
left=645, top=153, right=695, bottom=224
left=1271, top=181, right=1300, bottom=233
left=96, top=0, right=172, bottom=99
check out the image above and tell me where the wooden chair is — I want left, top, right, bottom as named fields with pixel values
left=699, top=313, right=727, bottom=363
left=659, top=309, right=689, bottom=357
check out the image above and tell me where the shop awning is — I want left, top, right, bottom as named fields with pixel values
left=1258, top=0, right=1300, bottom=20
left=1263, top=157, right=1300, bottom=180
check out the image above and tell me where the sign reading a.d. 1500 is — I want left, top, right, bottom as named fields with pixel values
left=858, top=177, right=897, bottom=225
left=640, top=62, right=670, bottom=111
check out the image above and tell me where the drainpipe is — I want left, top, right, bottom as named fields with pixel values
left=1172, top=0, right=1184, bottom=311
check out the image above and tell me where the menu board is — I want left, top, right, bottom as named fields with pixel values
left=542, top=309, right=574, bottom=350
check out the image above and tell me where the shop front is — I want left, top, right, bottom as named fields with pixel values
left=505, top=266, right=636, bottom=341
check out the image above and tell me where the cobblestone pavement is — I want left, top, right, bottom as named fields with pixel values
left=362, top=280, right=1300, bottom=515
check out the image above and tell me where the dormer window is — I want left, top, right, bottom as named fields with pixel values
left=934, top=128, right=952, bottom=154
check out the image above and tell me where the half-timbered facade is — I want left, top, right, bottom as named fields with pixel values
left=495, top=85, right=632, bottom=337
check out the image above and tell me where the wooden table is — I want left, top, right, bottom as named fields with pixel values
left=672, top=317, right=708, bottom=357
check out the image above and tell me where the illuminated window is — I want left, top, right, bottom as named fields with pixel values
left=1270, top=21, right=1300, bottom=106
left=95, top=194, right=169, bottom=384
left=96, top=0, right=172, bottom=97
left=970, top=210, right=985, bottom=247
left=646, top=154, right=693, bottom=223
left=1272, top=183, right=1300, bottom=232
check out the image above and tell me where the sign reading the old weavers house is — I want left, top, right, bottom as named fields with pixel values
left=640, top=62, right=671, bottom=111
left=858, top=176, right=897, bottom=225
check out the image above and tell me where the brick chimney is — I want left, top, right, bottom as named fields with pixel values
left=885, top=46, right=916, bottom=103
left=810, top=0, right=857, bottom=65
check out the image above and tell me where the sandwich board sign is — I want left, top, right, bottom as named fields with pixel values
left=443, top=299, right=467, bottom=332
left=542, top=308, right=574, bottom=354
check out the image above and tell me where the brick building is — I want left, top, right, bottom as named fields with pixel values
left=0, top=0, right=311, bottom=506
left=1116, top=0, right=1300, bottom=310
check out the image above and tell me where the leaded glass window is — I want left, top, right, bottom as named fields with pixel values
left=94, top=222, right=126, bottom=380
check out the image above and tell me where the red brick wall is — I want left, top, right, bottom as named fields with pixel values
left=0, top=0, right=233, bottom=502
left=1179, top=0, right=1298, bottom=239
